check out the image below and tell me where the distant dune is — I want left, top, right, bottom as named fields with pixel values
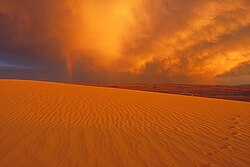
left=86, top=84, right=250, bottom=102
left=0, top=80, right=250, bottom=167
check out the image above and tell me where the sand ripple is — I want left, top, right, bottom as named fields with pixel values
left=0, top=80, right=250, bottom=167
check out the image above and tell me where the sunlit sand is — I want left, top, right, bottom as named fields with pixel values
left=0, top=80, right=249, bottom=167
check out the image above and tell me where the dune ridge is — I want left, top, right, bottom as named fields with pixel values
left=0, top=80, right=250, bottom=167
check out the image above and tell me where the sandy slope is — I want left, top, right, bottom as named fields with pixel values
left=0, top=80, right=250, bottom=167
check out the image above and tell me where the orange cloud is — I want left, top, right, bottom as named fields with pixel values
left=1, top=0, right=250, bottom=84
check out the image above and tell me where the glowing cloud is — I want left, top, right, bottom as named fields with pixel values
left=0, top=0, right=250, bottom=84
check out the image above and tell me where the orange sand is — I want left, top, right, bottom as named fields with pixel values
left=0, top=80, right=250, bottom=167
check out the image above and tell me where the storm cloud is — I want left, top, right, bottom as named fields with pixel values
left=0, top=0, right=250, bottom=84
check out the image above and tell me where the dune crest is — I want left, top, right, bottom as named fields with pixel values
left=0, top=80, right=250, bottom=167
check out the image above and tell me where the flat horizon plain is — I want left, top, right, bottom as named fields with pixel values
left=85, top=84, right=250, bottom=102
left=0, top=79, right=250, bottom=167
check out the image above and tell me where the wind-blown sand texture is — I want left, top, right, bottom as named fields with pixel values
left=0, top=80, right=250, bottom=167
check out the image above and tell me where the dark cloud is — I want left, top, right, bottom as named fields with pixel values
left=0, top=0, right=69, bottom=81
left=218, top=61, right=250, bottom=77
left=0, top=0, right=250, bottom=84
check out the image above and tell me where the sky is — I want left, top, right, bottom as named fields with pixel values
left=0, top=0, right=250, bottom=85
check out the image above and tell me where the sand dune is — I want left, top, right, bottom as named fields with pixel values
left=89, top=84, right=250, bottom=102
left=0, top=80, right=250, bottom=167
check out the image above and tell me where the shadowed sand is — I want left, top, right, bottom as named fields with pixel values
left=0, top=80, right=250, bottom=167
left=86, top=84, right=250, bottom=102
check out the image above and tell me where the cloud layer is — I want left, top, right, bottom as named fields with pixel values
left=0, top=0, right=250, bottom=84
